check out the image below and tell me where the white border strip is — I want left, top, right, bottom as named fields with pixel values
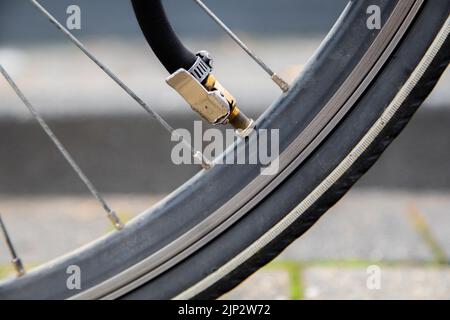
left=175, top=17, right=450, bottom=300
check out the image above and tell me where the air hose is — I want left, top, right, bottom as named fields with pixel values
left=131, top=0, right=197, bottom=74
left=131, top=0, right=254, bottom=135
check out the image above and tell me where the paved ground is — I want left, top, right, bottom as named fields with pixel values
left=1, top=190, right=449, bottom=299
left=221, top=191, right=450, bottom=300
left=226, top=191, right=450, bottom=300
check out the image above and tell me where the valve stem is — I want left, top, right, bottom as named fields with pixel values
left=166, top=54, right=255, bottom=137
left=203, top=74, right=254, bottom=135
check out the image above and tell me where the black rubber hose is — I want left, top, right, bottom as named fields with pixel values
left=131, top=0, right=197, bottom=74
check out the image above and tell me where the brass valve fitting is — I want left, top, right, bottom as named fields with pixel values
left=166, top=52, right=254, bottom=136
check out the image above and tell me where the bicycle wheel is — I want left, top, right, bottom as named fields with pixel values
left=0, top=0, right=448, bottom=300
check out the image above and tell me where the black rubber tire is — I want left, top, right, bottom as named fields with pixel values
left=124, top=0, right=450, bottom=299
left=195, top=17, right=450, bottom=301
left=0, top=0, right=448, bottom=300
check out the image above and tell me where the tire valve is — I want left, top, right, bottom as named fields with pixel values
left=166, top=51, right=255, bottom=138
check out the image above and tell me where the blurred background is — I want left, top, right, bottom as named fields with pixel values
left=0, top=0, right=449, bottom=299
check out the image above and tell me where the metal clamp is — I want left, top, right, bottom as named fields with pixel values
left=188, top=51, right=213, bottom=83
left=166, top=51, right=254, bottom=135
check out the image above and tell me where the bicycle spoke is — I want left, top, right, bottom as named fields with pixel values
left=29, top=0, right=212, bottom=169
left=0, top=65, right=124, bottom=230
left=192, top=0, right=290, bottom=92
left=0, top=213, right=25, bottom=277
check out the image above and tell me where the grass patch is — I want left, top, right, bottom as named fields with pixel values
left=267, top=257, right=450, bottom=300
left=302, top=259, right=373, bottom=269
left=407, top=205, right=447, bottom=265
left=266, top=261, right=303, bottom=300
left=0, top=265, right=12, bottom=279
left=0, top=262, right=40, bottom=281
left=273, top=259, right=444, bottom=270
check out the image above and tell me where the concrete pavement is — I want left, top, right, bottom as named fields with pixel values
left=1, top=190, right=449, bottom=299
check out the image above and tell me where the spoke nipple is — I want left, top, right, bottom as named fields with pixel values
left=271, top=73, right=290, bottom=93
left=12, top=258, right=26, bottom=277
left=107, top=211, right=125, bottom=231
left=194, top=151, right=213, bottom=170
left=201, top=161, right=213, bottom=170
